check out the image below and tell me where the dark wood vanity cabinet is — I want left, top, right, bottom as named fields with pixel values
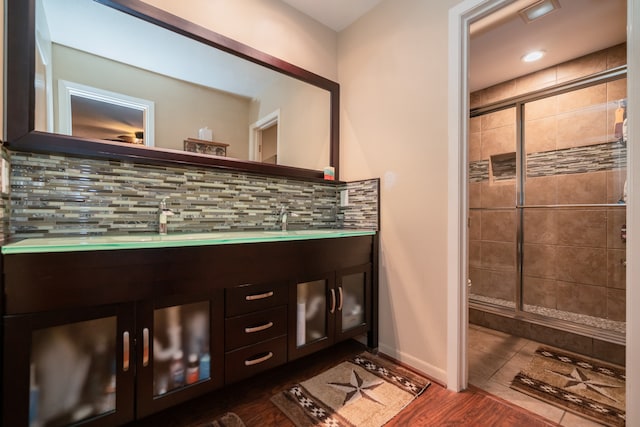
left=1, top=234, right=377, bottom=426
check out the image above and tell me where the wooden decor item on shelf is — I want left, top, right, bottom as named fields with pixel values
left=184, top=138, right=229, bottom=157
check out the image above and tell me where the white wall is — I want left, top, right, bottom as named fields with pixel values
left=140, top=0, right=338, bottom=81
left=338, top=0, right=460, bottom=383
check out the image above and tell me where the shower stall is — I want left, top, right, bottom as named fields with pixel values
left=468, top=56, right=627, bottom=362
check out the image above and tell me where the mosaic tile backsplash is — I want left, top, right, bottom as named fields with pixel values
left=7, top=151, right=379, bottom=239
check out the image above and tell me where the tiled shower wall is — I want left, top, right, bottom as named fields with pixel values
left=468, top=43, right=627, bottom=323
left=5, top=151, right=379, bottom=239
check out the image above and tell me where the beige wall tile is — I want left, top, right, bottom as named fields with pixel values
left=557, top=51, right=608, bottom=83
left=555, top=209, right=607, bottom=247
left=607, top=288, right=626, bottom=321
left=557, top=281, right=607, bottom=318
left=469, top=182, right=482, bottom=209
left=607, top=248, right=626, bottom=290
left=479, top=269, right=516, bottom=301
left=483, top=80, right=517, bottom=105
left=470, top=116, right=482, bottom=133
left=523, top=243, right=556, bottom=280
left=525, top=96, right=558, bottom=120
left=482, top=125, right=515, bottom=159
left=524, top=176, right=557, bottom=205
left=469, top=209, right=482, bottom=240
left=481, top=181, right=515, bottom=208
left=606, top=169, right=627, bottom=204
left=556, top=109, right=607, bottom=149
left=606, top=43, right=627, bottom=68
left=523, top=209, right=557, bottom=245
left=481, top=241, right=516, bottom=271
left=481, top=108, right=515, bottom=131
left=555, top=246, right=607, bottom=286
left=469, top=240, right=482, bottom=268
left=522, top=276, right=557, bottom=309
left=607, top=78, right=627, bottom=102
left=481, top=209, right=516, bottom=242
left=524, top=116, right=557, bottom=153
left=556, top=172, right=607, bottom=204
left=469, top=131, right=482, bottom=162
left=515, top=68, right=557, bottom=95
left=607, top=208, right=627, bottom=249
left=470, top=91, right=483, bottom=109
left=557, top=84, right=606, bottom=113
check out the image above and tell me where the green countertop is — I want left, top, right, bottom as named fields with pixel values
left=1, top=229, right=376, bottom=255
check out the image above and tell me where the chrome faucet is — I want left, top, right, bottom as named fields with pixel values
left=277, top=205, right=289, bottom=231
left=158, top=197, right=175, bottom=235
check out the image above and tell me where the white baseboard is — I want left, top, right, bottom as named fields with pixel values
left=378, top=342, right=448, bottom=385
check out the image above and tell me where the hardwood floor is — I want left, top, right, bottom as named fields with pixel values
left=129, top=340, right=559, bottom=427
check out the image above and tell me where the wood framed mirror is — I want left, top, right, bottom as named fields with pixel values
left=5, top=0, right=340, bottom=180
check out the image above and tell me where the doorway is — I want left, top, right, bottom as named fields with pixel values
left=446, top=1, right=639, bottom=423
left=249, top=110, right=280, bottom=164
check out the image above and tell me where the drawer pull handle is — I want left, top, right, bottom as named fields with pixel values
left=245, top=291, right=274, bottom=301
left=143, top=328, right=150, bottom=367
left=245, top=321, right=274, bottom=334
left=329, top=289, right=336, bottom=314
left=337, top=286, right=344, bottom=311
left=244, top=352, right=274, bottom=366
left=123, top=331, right=130, bottom=372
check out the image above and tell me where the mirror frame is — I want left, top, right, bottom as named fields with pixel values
left=5, top=0, right=340, bottom=180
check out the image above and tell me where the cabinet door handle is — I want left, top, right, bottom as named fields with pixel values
left=329, top=289, right=336, bottom=314
left=244, top=351, right=273, bottom=366
left=245, top=321, right=274, bottom=334
left=123, top=331, right=130, bottom=372
left=337, top=286, right=344, bottom=311
left=245, top=291, right=274, bottom=301
left=143, top=327, right=150, bottom=367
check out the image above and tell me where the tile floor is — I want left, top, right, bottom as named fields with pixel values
left=468, top=324, right=614, bottom=426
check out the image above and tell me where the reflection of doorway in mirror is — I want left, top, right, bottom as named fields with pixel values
left=249, top=110, right=280, bottom=164
left=57, top=80, right=155, bottom=146
left=262, top=124, right=278, bottom=164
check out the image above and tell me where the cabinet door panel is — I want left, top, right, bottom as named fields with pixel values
left=2, top=304, right=135, bottom=427
left=136, top=292, right=224, bottom=419
left=288, top=273, right=336, bottom=360
left=336, top=264, right=372, bottom=341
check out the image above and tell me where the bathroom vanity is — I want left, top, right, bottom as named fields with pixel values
left=1, top=230, right=378, bottom=427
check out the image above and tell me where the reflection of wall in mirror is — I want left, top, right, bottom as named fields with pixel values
left=49, top=44, right=250, bottom=159
left=250, top=76, right=331, bottom=171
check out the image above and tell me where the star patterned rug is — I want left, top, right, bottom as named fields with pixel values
left=271, top=352, right=430, bottom=427
left=511, top=347, right=625, bottom=426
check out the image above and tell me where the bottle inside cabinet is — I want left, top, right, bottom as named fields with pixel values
left=152, top=301, right=210, bottom=396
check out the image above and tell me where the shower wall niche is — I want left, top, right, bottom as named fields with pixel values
left=468, top=44, right=627, bottom=350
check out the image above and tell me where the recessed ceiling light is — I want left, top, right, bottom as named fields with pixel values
left=519, top=0, right=560, bottom=23
left=522, top=50, right=545, bottom=62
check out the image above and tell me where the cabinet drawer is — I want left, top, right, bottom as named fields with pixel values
left=225, top=335, right=287, bottom=384
left=225, top=306, right=287, bottom=351
left=225, top=282, right=288, bottom=317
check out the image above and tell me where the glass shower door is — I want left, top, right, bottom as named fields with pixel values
left=521, top=78, right=627, bottom=334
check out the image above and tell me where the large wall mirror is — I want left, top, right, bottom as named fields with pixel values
left=6, top=0, right=340, bottom=180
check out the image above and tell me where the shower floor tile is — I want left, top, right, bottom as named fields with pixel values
left=468, top=324, right=610, bottom=427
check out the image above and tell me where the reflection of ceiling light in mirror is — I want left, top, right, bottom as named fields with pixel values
left=522, top=50, right=545, bottom=62
left=519, top=0, right=560, bottom=23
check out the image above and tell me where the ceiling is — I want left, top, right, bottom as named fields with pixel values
left=280, top=0, right=626, bottom=92
left=280, top=0, right=384, bottom=32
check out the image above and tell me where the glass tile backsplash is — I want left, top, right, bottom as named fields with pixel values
left=6, top=151, right=379, bottom=239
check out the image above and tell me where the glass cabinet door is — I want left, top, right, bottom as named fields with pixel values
left=2, top=305, right=135, bottom=427
left=136, top=292, right=224, bottom=418
left=295, top=280, right=328, bottom=348
left=152, top=301, right=210, bottom=396
left=336, top=264, right=371, bottom=340
left=289, top=274, right=335, bottom=360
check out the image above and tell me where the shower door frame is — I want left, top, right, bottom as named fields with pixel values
left=469, top=65, right=628, bottom=346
